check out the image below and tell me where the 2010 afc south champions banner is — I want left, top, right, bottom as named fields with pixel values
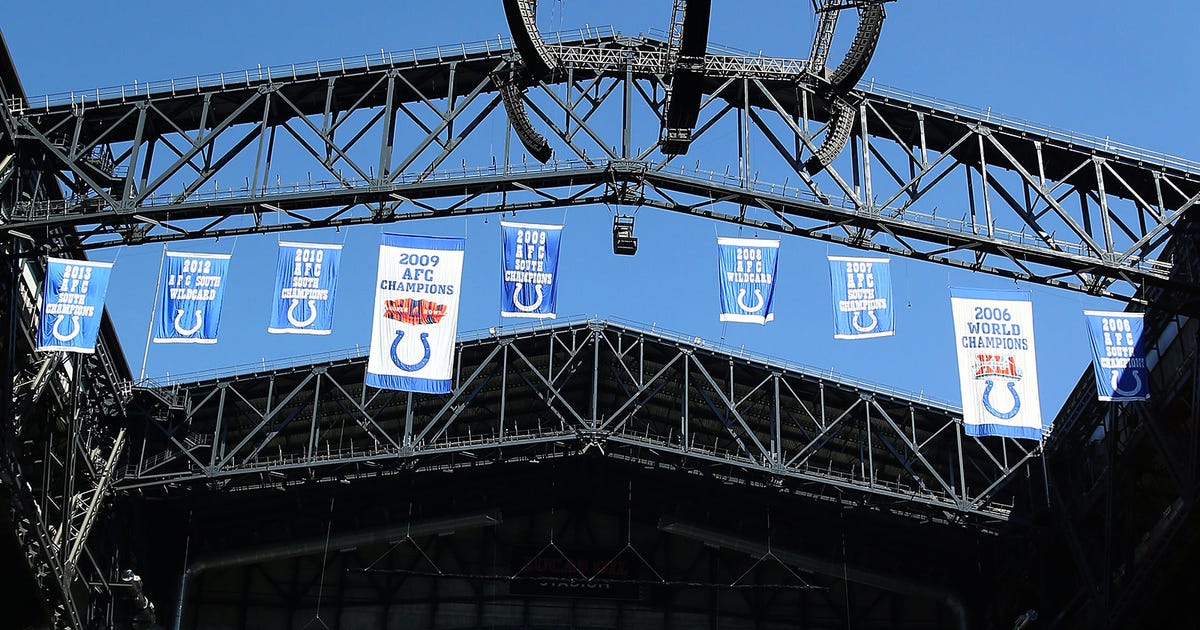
left=37, top=258, right=114, bottom=353
left=153, top=252, right=231, bottom=344
left=1084, top=311, right=1149, bottom=401
left=717, top=237, right=779, bottom=324
left=950, top=288, right=1043, bottom=440
left=828, top=256, right=894, bottom=339
left=366, top=234, right=465, bottom=394
left=500, top=221, right=562, bottom=319
left=268, top=242, right=342, bottom=335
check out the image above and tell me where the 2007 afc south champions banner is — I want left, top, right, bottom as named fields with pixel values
left=269, top=242, right=342, bottom=335
left=366, top=234, right=465, bottom=394
left=1084, top=310, right=1149, bottom=401
left=153, top=251, right=231, bottom=344
left=717, top=237, right=779, bottom=324
left=828, top=256, right=894, bottom=339
left=950, top=288, right=1043, bottom=440
left=500, top=221, right=562, bottom=319
left=37, top=258, right=114, bottom=353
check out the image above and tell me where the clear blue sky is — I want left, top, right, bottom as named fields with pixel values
left=5, top=1, right=1198, bottom=421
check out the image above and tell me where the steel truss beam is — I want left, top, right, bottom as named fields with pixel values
left=122, top=320, right=1038, bottom=523
left=2, top=33, right=1198, bottom=301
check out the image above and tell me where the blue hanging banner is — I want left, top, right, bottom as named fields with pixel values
left=37, top=258, right=114, bottom=354
left=717, top=237, right=779, bottom=324
left=828, top=256, right=894, bottom=339
left=152, top=251, right=231, bottom=344
left=268, top=241, right=342, bottom=335
left=500, top=221, right=562, bottom=319
left=366, top=234, right=465, bottom=394
left=1084, top=310, right=1149, bottom=402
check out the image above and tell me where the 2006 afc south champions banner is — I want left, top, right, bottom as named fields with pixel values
left=828, top=256, right=894, bottom=339
left=717, top=237, right=779, bottom=324
left=367, top=234, right=465, bottom=394
left=153, top=251, right=231, bottom=344
left=1084, top=310, right=1149, bottom=401
left=500, top=221, right=562, bottom=319
left=269, top=242, right=342, bottom=335
left=950, top=288, right=1043, bottom=440
left=37, top=258, right=114, bottom=353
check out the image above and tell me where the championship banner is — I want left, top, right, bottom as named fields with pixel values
left=717, top=237, right=779, bottom=324
left=500, top=221, right=562, bottom=319
left=152, top=251, right=231, bottom=344
left=268, top=241, right=342, bottom=335
left=37, top=258, right=113, bottom=353
left=1084, top=310, right=1149, bottom=401
left=366, top=234, right=465, bottom=394
left=828, top=256, right=894, bottom=339
left=950, top=288, right=1043, bottom=440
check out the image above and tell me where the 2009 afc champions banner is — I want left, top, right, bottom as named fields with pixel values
left=950, top=288, right=1043, bottom=440
left=828, top=256, right=894, bottom=339
left=501, top=221, right=562, bottom=319
left=1084, top=310, right=1149, bottom=401
left=37, top=258, right=114, bottom=353
left=153, top=251, right=231, bottom=344
left=717, top=237, right=779, bottom=324
left=366, top=234, right=465, bottom=394
left=269, top=242, right=342, bottom=335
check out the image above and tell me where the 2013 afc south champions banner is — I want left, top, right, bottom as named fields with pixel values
left=1084, top=310, right=1149, bottom=401
left=717, top=237, right=779, bottom=324
left=828, top=256, right=894, bottom=339
left=153, top=251, right=231, bottom=344
left=366, top=234, right=465, bottom=394
left=500, top=221, right=562, bottom=319
left=950, top=288, right=1043, bottom=440
left=37, top=258, right=114, bottom=353
left=268, top=242, right=342, bottom=335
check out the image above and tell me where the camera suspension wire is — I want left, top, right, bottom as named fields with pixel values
left=138, top=246, right=168, bottom=383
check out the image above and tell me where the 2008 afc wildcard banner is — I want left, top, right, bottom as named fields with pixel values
left=717, top=237, right=779, bottom=324
left=1084, top=310, right=1149, bottom=401
left=37, top=258, right=114, bottom=353
left=828, top=256, right=894, bottom=339
left=500, top=221, right=562, bottom=319
left=366, top=234, right=465, bottom=394
left=269, top=242, right=342, bottom=335
left=950, top=288, right=1043, bottom=440
left=153, top=251, right=231, bottom=344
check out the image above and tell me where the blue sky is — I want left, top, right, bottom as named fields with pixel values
left=5, top=1, right=1198, bottom=421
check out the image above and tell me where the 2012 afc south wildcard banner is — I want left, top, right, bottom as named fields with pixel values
left=828, top=256, right=894, bottom=339
left=153, top=251, right=231, bottom=344
left=366, top=234, right=465, bottom=394
left=717, top=237, right=779, bottom=324
left=500, top=221, right=562, bottom=319
left=37, top=258, right=113, bottom=353
left=269, top=242, right=342, bottom=335
left=950, top=288, right=1043, bottom=440
left=1084, top=310, right=1149, bottom=401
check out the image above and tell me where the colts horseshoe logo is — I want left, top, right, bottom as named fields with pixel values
left=737, top=288, right=765, bottom=313
left=512, top=283, right=545, bottom=312
left=390, top=330, right=432, bottom=372
left=981, top=380, right=1021, bottom=420
left=1111, top=369, right=1144, bottom=397
left=173, top=309, right=204, bottom=336
left=51, top=314, right=82, bottom=343
left=286, top=299, right=319, bottom=328
left=851, top=310, right=879, bottom=333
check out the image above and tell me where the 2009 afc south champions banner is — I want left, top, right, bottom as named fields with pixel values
left=269, top=242, right=342, bottom=335
left=366, top=234, right=465, bottom=394
left=37, top=258, right=114, bottom=353
left=1084, top=310, right=1149, bottom=401
left=717, top=237, right=779, bottom=324
left=950, top=288, right=1043, bottom=440
left=828, top=256, right=894, bottom=339
left=153, top=251, right=231, bottom=344
left=500, top=221, right=562, bottom=319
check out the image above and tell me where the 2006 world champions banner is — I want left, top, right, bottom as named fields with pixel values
left=366, top=234, right=465, bottom=394
left=1084, top=310, right=1149, bottom=401
left=37, top=258, right=114, bottom=353
left=950, top=288, right=1043, bottom=440
left=153, top=252, right=231, bottom=344
left=717, top=237, right=779, bottom=324
left=828, top=256, right=894, bottom=339
left=268, top=242, right=342, bottom=335
left=501, top=221, right=562, bottom=319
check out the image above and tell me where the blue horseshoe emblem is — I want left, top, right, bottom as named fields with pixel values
left=390, top=330, right=432, bottom=372
left=851, top=310, right=879, bottom=333
left=981, top=380, right=1021, bottom=419
left=1111, top=369, right=1144, bottom=397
